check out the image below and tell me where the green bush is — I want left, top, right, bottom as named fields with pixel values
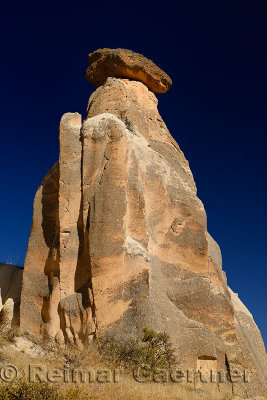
left=141, top=328, right=176, bottom=370
left=98, top=328, right=177, bottom=371
left=0, top=379, right=84, bottom=400
left=0, top=379, right=59, bottom=400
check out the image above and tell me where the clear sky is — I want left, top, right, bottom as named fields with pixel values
left=0, top=1, right=266, bottom=345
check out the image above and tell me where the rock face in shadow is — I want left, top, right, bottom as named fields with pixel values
left=0, top=263, right=23, bottom=327
left=19, top=50, right=266, bottom=396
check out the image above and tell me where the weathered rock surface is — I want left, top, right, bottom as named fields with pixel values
left=20, top=116, right=96, bottom=344
left=229, top=288, right=267, bottom=397
left=19, top=50, right=266, bottom=397
left=86, top=48, right=172, bottom=93
left=0, top=263, right=23, bottom=327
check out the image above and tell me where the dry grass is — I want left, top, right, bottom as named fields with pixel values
left=0, top=330, right=264, bottom=400
left=68, top=378, right=233, bottom=400
left=0, top=378, right=235, bottom=400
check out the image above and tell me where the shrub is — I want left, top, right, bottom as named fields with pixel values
left=0, top=379, right=59, bottom=400
left=0, top=379, right=86, bottom=400
left=141, top=328, right=176, bottom=370
left=97, top=328, right=177, bottom=371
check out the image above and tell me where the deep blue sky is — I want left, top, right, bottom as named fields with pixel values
left=0, top=1, right=266, bottom=345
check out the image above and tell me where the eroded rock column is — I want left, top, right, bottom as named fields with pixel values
left=58, top=112, right=82, bottom=298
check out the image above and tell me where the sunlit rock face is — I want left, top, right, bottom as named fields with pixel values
left=19, top=49, right=266, bottom=397
left=86, top=48, right=172, bottom=93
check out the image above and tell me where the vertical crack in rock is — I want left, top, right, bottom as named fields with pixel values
left=58, top=113, right=98, bottom=345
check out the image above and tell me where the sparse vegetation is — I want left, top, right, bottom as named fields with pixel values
left=0, top=328, right=263, bottom=400
left=97, top=328, right=177, bottom=371
left=0, top=379, right=86, bottom=400
left=0, top=377, right=241, bottom=400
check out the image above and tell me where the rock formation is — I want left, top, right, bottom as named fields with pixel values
left=86, top=48, right=172, bottom=93
left=18, top=48, right=266, bottom=397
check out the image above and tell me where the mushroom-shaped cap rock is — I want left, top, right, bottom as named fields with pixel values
left=86, top=48, right=172, bottom=94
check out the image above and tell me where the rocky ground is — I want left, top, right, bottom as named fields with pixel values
left=0, top=329, right=265, bottom=400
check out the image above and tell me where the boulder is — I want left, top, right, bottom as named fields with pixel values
left=86, top=48, right=172, bottom=93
